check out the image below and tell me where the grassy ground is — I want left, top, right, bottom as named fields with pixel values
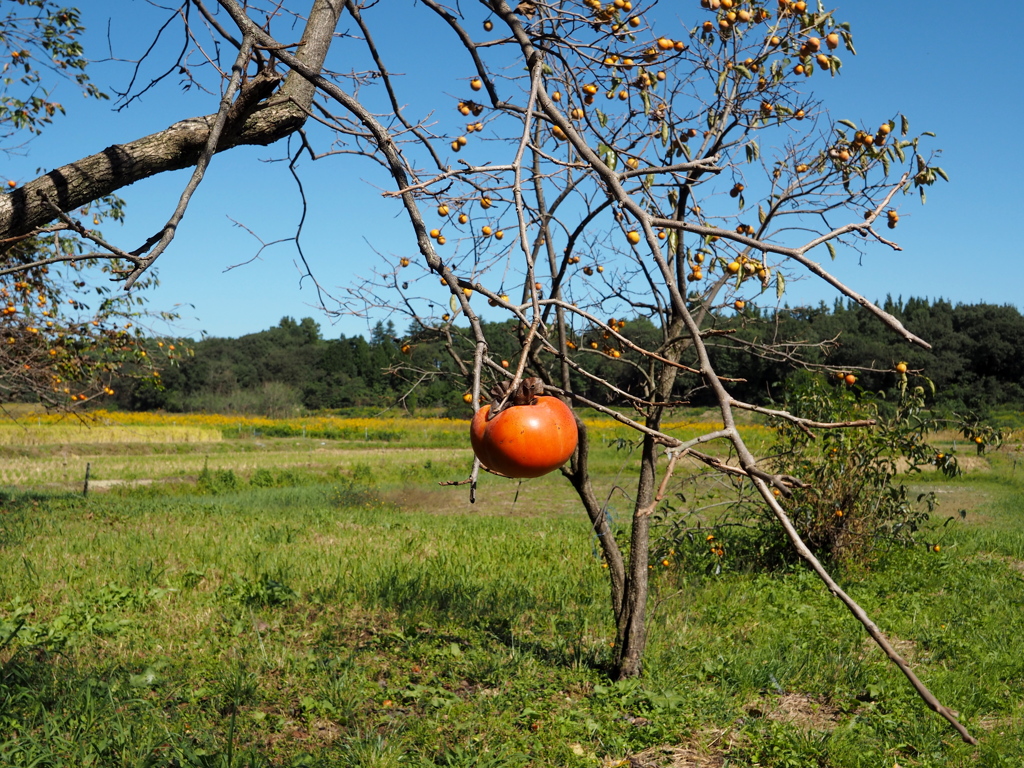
left=0, top=418, right=1022, bottom=767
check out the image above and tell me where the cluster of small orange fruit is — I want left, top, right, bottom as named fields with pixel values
left=456, top=100, right=483, bottom=117
left=429, top=197, right=510, bottom=247
left=830, top=122, right=893, bottom=167
left=706, top=534, right=725, bottom=557
left=699, top=0, right=773, bottom=35
left=725, top=254, right=769, bottom=281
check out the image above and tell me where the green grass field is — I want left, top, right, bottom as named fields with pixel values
left=1, top=417, right=1022, bottom=767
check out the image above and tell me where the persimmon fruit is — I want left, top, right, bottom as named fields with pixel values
left=471, top=392, right=578, bottom=478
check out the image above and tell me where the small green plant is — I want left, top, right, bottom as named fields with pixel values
left=197, top=458, right=239, bottom=494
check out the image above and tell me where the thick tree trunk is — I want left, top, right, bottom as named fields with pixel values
left=0, top=0, right=344, bottom=244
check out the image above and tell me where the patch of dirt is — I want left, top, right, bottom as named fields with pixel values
left=286, top=718, right=342, bottom=745
left=742, top=693, right=842, bottom=731
left=610, top=743, right=727, bottom=768
left=859, top=635, right=919, bottom=664
left=976, top=708, right=1022, bottom=733
left=896, top=455, right=990, bottom=474
left=974, top=552, right=1024, bottom=574
left=86, top=478, right=155, bottom=491
left=384, top=479, right=580, bottom=518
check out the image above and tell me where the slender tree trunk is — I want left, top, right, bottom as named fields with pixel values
left=613, top=316, right=685, bottom=677
left=614, top=431, right=659, bottom=678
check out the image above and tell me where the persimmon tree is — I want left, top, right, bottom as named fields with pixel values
left=0, top=0, right=974, bottom=744
left=0, top=0, right=176, bottom=409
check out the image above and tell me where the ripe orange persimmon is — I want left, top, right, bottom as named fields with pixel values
left=896, top=362, right=908, bottom=374
left=470, top=393, right=578, bottom=478
left=844, top=373, right=857, bottom=386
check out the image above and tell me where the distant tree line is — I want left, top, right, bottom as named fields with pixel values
left=111, top=298, right=1024, bottom=417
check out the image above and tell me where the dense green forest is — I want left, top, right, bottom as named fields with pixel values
left=114, top=298, right=1024, bottom=417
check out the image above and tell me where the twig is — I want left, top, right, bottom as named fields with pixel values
left=122, top=33, right=255, bottom=288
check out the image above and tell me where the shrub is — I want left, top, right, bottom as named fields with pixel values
left=196, top=461, right=238, bottom=494
left=762, top=373, right=958, bottom=567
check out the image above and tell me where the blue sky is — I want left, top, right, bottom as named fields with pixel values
left=5, top=1, right=1022, bottom=341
